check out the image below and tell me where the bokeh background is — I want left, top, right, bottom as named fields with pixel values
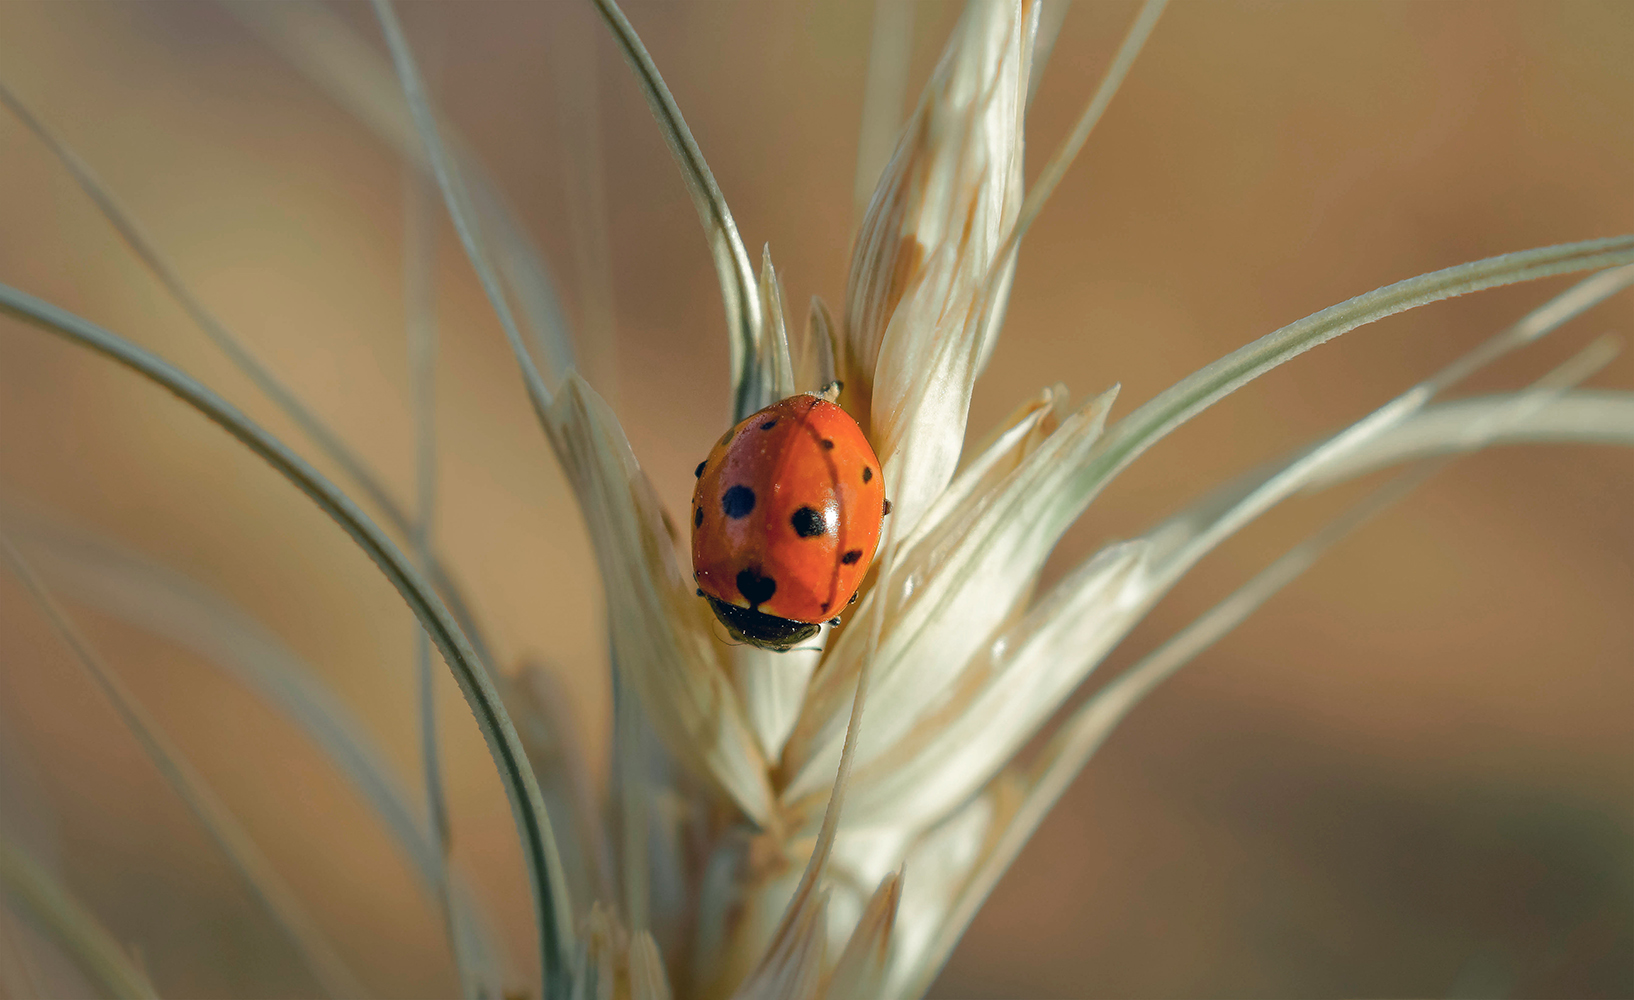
left=1, top=1, right=1631, bottom=997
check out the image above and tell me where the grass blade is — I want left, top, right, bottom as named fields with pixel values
left=7, top=512, right=513, bottom=990
left=548, top=1, right=623, bottom=405
left=0, top=78, right=390, bottom=531
left=1003, top=0, right=1166, bottom=260
left=372, top=0, right=558, bottom=432
left=908, top=365, right=1634, bottom=995
left=589, top=0, right=766, bottom=422
left=0, top=283, right=574, bottom=999
left=0, top=532, right=371, bottom=999
left=1073, top=239, right=1634, bottom=508
left=221, top=0, right=577, bottom=387
left=0, top=76, right=507, bottom=685
left=1306, top=389, right=1634, bottom=484
left=904, top=467, right=1431, bottom=997
left=0, top=837, right=159, bottom=1000
left=402, top=114, right=471, bottom=994
left=968, top=0, right=1167, bottom=374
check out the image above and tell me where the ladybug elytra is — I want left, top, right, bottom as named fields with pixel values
left=691, top=390, right=890, bottom=651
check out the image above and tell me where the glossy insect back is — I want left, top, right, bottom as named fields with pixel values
left=692, top=393, right=888, bottom=651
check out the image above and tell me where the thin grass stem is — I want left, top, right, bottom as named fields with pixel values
left=5, top=511, right=511, bottom=985
left=548, top=3, right=623, bottom=407
left=0, top=283, right=574, bottom=1000
left=371, top=0, right=557, bottom=430
left=588, top=0, right=766, bottom=421
left=0, top=837, right=159, bottom=1000
left=1011, top=0, right=1166, bottom=256
left=908, top=339, right=1634, bottom=994
left=1060, top=240, right=1634, bottom=535
left=0, top=532, right=371, bottom=999
left=221, top=0, right=578, bottom=388
left=402, top=90, right=471, bottom=992
left=0, top=76, right=507, bottom=684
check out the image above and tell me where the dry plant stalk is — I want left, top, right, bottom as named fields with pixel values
left=1, top=1, right=1631, bottom=999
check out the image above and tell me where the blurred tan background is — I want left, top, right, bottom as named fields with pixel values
left=0, top=1, right=1631, bottom=996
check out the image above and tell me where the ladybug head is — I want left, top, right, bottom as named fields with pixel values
left=704, top=595, right=821, bottom=652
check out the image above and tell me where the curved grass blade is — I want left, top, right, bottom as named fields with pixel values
left=793, top=257, right=1633, bottom=834
left=403, top=141, right=473, bottom=995
left=548, top=1, right=623, bottom=404
left=221, top=0, right=577, bottom=388
left=507, top=659, right=615, bottom=920
left=0, top=532, right=371, bottom=999
left=0, top=76, right=506, bottom=683
left=868, top=266, right=1634, bottom=835
left=891, top=267, right=1634, bottom=989
left=899, top=467, right=1433, bottom=999
left=6, top=511, right=512, bottom=988
left=1131, top=272, right=1634, bottom=601
left=970, top=0, right=1167, bottom=376
left=1316, top=390, right=1634, bottom=475
left=1000, top=0, right=1166, bottom=263
left=0, top=78, right=388, bottom=532
left=0, top=837, right=159, bottom=1000
left=905, top=377, right=1634, bottom=995
left=1018, top=239, right=1634, bottom=568
left=373, top=0, right=558, bottom=431
left=589, top=0, right=766, bottom=421
left=0, top=284, right=575, bottom=999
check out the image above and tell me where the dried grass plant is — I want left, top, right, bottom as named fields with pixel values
left=0, top=2, right=1630, bottom=998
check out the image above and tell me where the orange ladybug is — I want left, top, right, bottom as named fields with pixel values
left=691, top=390, right=890, bottom=651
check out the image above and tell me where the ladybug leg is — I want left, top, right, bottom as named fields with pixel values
left=819, top=380, right=843, bottom=403
left=827, top=617, right=842, bottom=627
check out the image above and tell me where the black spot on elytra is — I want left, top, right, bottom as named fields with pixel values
left=694, top=461, right=706, bottom=478
left=820, top=438, right=835, bottom=450
left=862, top=466, right=873, bottom=483
left=722, top=485, right=756, bottom=519
left=790, top=506, right=828, bottom=538
left=694, top=506, right=703, bottom=528
left=841, top=549, right=863, bottom=565
left=760, top=419, right=778, bottom=430
left=736, top=568, right=776, bottom=608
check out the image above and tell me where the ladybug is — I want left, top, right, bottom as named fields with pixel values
left=691, top=389, right=891, bottom=651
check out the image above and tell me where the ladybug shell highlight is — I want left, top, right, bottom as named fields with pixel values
left=691, top=394, right=887, bottom=651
